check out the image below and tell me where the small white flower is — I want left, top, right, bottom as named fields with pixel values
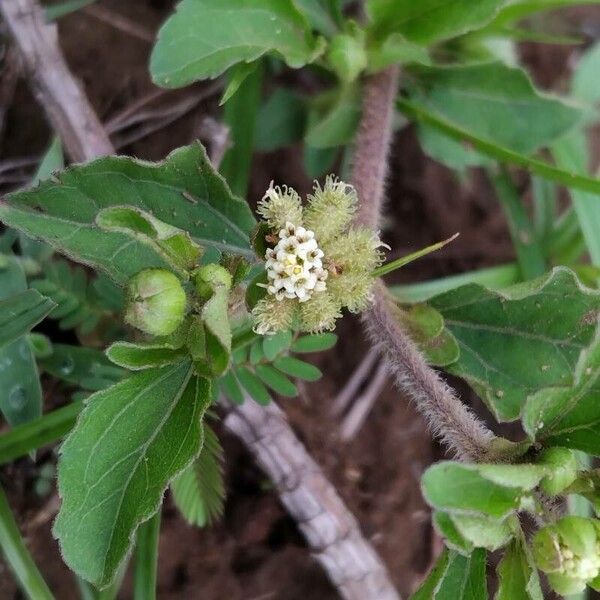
left=264, top=223, right=327, bottom=302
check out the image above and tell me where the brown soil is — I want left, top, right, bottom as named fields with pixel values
left=1, top=1, right=599, bottom=599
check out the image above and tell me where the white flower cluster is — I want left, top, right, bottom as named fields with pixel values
left=561, top=545, right=600, bottom=582
left=264, top=222, right=328, bottom=302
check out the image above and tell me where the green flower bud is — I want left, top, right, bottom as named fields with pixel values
left=193, top=263, right=232, bottom=299
left=538, top=447, right=578, bottom=496
left=533, top=517, right=600, bottom=595
left=324, top=228, right=385, bottom=274
left=327, top=271, right=373, bottom=313
left=327, top=32, right=367, bottom=83
left=257, top=183, right=303, bottom=230
left=304, top=176, right=357, bottom=244
left=299, top=292, right=341, bottom=333
left=252, top=297, right=296, bottom=335
left=125, top=269, right=186, bottom=336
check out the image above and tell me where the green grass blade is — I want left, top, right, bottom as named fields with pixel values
left=0, top=485, right=54, bottom=599
left=133, top=510, right=161, bottom=600
left=489, top=167, right=546, bottom=280
left=0, top=401, right=82, bottom=465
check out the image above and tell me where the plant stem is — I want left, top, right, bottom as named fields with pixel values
left=0, top=484, right=54, bottom=599
left=489, top=167, right=546, bottom=280
left=353, top=68, right=499, bottom=462
left=133, top=510, right=161, bottom=600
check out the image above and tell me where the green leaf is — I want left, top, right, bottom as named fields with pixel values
left=96, top=206, right=202, bottom=277
left=367, top=0, right=506, bottom=44
left=262, top=330, right=293, bottom=361
left=273, top=356, right=322, bottom=381
left=305, top=86, right=361, bottom=149
left=412, top=548, right=488, bottom=600
left=0, top=144, right=255, bottom=285
left=40, top=344, right=124, bottom=392
left=249, top=340, right=265, bottom=365
left=54, top=362, right=209, bottom=587
left=106, top=342, right=187, bottom=371
left=303, top=144, right=339, bottom=178
left=433, top=512, right=474, bottom=555
left=133, top=511, right=160, bottom=600
left=447, top=513, right=512, bottom=552
left=170, top=424, right=225, bottom=527
left=291, top=333, right=337, bottom=353
left=523, top=329, right=600, bottom=455
left=408, top=62, right=581, bottom=155
left=218, top=371, right=244, bottom=405
left=0, top=290, right=55, bottom=349
left=367, top=33, right=430, bottom=72
left=235, top=366, right=271, bottom=405
left=0, top=401, right=82, bottom=466
left=292, top=0, right=341, bottom=36
left=398, top=97, right=600, bottom=195
left=255, top=364, right=298, bottom=397
left=31, top=260, right=108, bottom=334
left=255, top=89, right=308, bottom=152
left=496, top=537, right=543, bottom=600
left=430, top=268, right=600, bottom=421
left=150, top=0, right=324, bottom=88
left=220, top=62, right=257, bottom=106
left=220, top=62, right=264, bottom=198
left=572, top=42, right=600, bottom=107
left=0, top=257, right=43, bottom=427
left=422, top=462, right=545, bottom=519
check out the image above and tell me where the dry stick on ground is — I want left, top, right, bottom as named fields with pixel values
left=351, top=66, right=498, bottom=463
left=0, top=1, right=400, bottom=598
left=0, top=0, right=113, bottom=162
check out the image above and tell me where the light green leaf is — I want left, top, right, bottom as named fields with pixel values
left=0, top=258, right=43, bottom=427
left=171, top=424, right=225, bottom=527
left=523, top=329, right=600, bottom=455
left=235, top=366, right=271, bottom=405
left=367, top=33, right=430, bottom=72
left=220, top=62, right=257, bottom=106
left=572, top=42, right=600, bottom=107
left=292, top=0, right=341, bottom=36
left=0, top=290, right=55, bottom=349
left=305, top=86, right=361, bottom=149
left=106, top=342, right=186, bottom=371
left=434, top=512, right=474, bottom=555
left=54, top=362, right=208, bottom=587
left=412, top=548, right=488, bottom=600
left=496, top=537, right=543, bottom=600
left=0, top=144, right=255, bottom=285
left=218, top=371, right=244, bottom=405
left=262, top=330, right=293, bottom=361
left=367, top=0, right=506, bottom=44
left=273, top=356, right=322, bottom=381
left=96, top=206, right=202, bottom=277
left=448, top=514, right=512, bottom=552
left=398, top=97, right=600, bottom=195
left=255, top=364, right=298, bottom=397
left=254, top=89, right=307, bottom=152
left=422, top=462, right=545, bottom=519
left=150, top=0, right=324, bottom=88
left=408, top=62, right=581, bottom=155
left=40, top=344, right=124, bottom=392
left=430, top=268, right=600, bottom=421
left=291, top=333, right=337, bottom=353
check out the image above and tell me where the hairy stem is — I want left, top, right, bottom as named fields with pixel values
left=352, top=67, right=498, bottom=462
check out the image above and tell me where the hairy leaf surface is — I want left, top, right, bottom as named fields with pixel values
left=0, top=144, right=255, bottom=285
left=0, top=290, right=54, bottom=350
left=54, top=362, right=210, bottom=587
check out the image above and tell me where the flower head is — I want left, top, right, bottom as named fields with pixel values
left=251, top=178, right=386, bottom=334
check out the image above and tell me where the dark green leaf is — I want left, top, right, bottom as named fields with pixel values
left=303, top=144, right=339, bottom=178
left=106, top=342, right=187, bottom=371
left=397, top=98, right=600, bottom=195
left=150, top=0, right=324, bottom=88
left=0, top=258, right=43, bottom=427
left=0, top=144, right=255, bottom=285
left=235, top=366, right=271, bottom=405
left=219, top=371, right=244, bottom=405
left=292, top=0, right=341, bottom=36
left=291, top=333, right=337, bottom=353
left=255, top=364, right=298, bottom=397
left=0, top=290, right=55, bottom=349
left=54, top=363, right=208, bottom=587
left=249, top=340, right=265, bottom=365
left=431, top=268, right=600, bottom=421
left=171, top=424, right=225, bottom=527
left=273, top=356, right=322, bottom=381
left=255, top=89, right=307, bottom=152
left=496, top=537, right=543, bottom=600
left=408, top=62, right=581, bottom=155
left=367, top=0, right=505, bottom=44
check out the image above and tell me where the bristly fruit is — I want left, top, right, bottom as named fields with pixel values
left=125, top=268, right=186, bottom=336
